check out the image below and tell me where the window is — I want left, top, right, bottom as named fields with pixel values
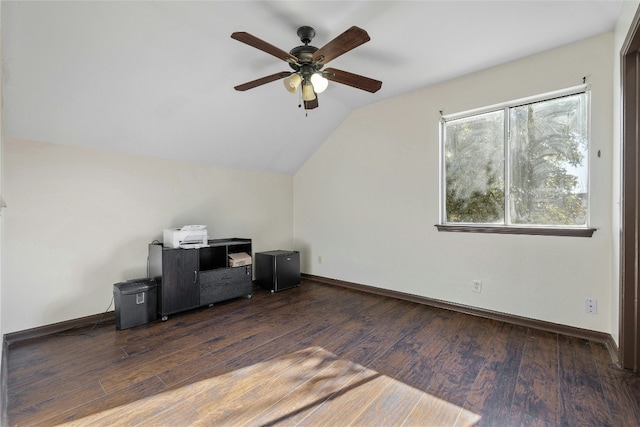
left=438, top=85, right=595, bottom=237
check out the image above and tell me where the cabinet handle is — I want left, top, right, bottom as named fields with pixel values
left=194, top=271, right=198, bottom=284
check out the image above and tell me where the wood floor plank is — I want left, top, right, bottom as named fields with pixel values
left=8, top=335, right=127, bottom=392
left=7, top=326, right=114, bottom=378
left=33, top=375, right=167, bottom=426
left=589, top=341, right=640, bottom=426
left=508, top=329, right=560, bottom=427
left=348, top=374, right=426, bottom=426
left=406, top=313, right=494, bottom=408
left=264, top=359, right=376, bottom=426
left=7, top=382, right=106, bottom=426
left=321, top=301, right=428, bottom=367
left=388, top=308, right=464, bottom=389
left=402, top=392, right=479, bottom=427
left=557, top=335, right=612, bottom=426
left=293, top=367, right=393, bottom=427
left=462, top=322, right=528, bottom=426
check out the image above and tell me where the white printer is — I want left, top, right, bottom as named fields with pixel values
left=163, top=225, right=208, bottom=249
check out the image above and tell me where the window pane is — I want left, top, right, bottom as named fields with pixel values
left=444, top=111, right=505, bottom=223
left=509, top=93, right=588, bottom=226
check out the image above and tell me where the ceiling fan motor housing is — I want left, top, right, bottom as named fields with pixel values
left=289, top=26, right=323, bottom=76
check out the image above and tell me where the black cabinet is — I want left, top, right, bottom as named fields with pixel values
left=149, top=238, right=252, bottom=320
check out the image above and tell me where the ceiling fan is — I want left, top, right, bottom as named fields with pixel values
left=231, top=25, right=382, bottom=110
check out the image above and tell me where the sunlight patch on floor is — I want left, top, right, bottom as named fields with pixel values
left=58, top=346, right=481, bottom=426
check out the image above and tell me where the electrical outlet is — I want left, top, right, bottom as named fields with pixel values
left=585, top=298, right=597, bottom=314
left=472, top=280, right=482, bottom=293
left=317, top=255, right=322, bottom=264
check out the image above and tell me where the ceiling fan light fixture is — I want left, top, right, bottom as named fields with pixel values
left=310, top=73, right=329, bottom=93
left=283, top=73, right=302, bottom=93
left=301, top=81, right=316, bottom=101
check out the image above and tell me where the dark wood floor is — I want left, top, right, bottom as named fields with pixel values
left=4, top=279, right=640, bottom=426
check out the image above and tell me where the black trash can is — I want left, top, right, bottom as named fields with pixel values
left=113, top=278, right=157, bottom=330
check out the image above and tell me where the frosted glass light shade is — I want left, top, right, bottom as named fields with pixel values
left=310, top=73, right=329, bottom=93
left=302, top=82, right=316, bottom=101
left=283, top=73, right=302, bottom=93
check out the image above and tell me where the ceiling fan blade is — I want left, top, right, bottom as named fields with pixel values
left=231, top=32, right=299, bottom=64
left=304, top=98, right=319, bottom=110
left=311, top=26, right=370, bottom=65
left=234, top=71, right=293, bottom=91
left=324, top=68, right=382, bottom=93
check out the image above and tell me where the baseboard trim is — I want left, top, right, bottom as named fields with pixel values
left=604, top=332, right=620, bottom=365
left=4, top=311, right=115, bottom=345
left=303, top=274, right=618, bottom=355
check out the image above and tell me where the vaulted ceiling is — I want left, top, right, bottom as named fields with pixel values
left=2, top=1, right=623, bottom=174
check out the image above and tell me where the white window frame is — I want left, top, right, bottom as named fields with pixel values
left=437, top=84, right=595, bottom=237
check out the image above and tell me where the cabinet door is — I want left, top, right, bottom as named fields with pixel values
left=161, top=249, right=200, bottom=314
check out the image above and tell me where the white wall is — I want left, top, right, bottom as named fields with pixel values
left=294, top=32, right=614, bottom=333
left=3, top=138, right=293, bottom=333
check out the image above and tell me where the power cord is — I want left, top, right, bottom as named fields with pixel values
left=57, top=295, right=114, bottom=337
left=58, top=241, right=161, bottom=337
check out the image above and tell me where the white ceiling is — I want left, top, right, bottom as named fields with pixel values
left=2, top=1, right=624, bottom=174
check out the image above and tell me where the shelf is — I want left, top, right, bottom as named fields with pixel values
left=199, top=246, right=227, bottom=271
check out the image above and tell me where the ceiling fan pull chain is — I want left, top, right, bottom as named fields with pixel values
left=301, top=90, right=308, bottom=117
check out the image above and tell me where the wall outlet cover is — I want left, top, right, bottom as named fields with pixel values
left=472, top=280, right=482, bottom=293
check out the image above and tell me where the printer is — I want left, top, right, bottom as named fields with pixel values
left=163, top=225, right=208, bottom=249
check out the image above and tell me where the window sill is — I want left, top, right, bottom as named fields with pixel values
left=435, top=224, right=596, bottom=237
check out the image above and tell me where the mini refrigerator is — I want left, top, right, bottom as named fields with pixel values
left=255, top=250, right=300, bottom=292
